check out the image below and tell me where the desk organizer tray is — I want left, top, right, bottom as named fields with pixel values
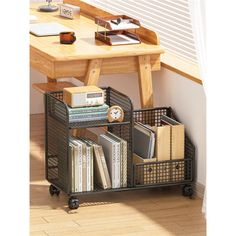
left=95, top=15, right=141, bottom=45
left=133, top=107, right=195, bottom=190
left=95, top=30, right=141, bottom=46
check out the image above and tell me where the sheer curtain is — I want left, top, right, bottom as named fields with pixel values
left=189, top=0, right=206, bottom=216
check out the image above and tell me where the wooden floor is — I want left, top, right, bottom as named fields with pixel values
left=30, top=114, right=206, bottom=236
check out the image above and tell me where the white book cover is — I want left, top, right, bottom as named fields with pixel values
left=79, top=138, right=94, bottom=191
left=69, top=142, right=75, bottom=193
left=71, top=139, right=83, bottom=192
left=99, top=134, right=120, bottom=188
left=106, top=132, right=125, bottom=187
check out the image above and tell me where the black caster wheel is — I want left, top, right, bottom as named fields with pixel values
left=182, top=185, right=193, bottom=198
left=49, top=184, right=60, bottom=196
left=68, top=197, right=79, bottom=210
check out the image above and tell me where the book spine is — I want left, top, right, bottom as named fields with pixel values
left=94, top=147, right=107, bottom=189
left=69, top=115, right=107, bottom=123
left=78, top=144, right=83, bottom=193
left=99, top=147, right=109, bottom=189
left=87, top=146, right=91, bottom=192
left=122, top=140, right=127, bottom=188
left=111, top=143, right=116, bottom=189
left=69, top=111, right=108, bottom=119
left=115, top=143, right=121, bottom=188
left=82, top=144, right=87, bottom=192
left=69, top=144, right=75, bottom=193
left=90, top=147, right=94, bottom=191
left=74, top=145, right=78, bottom=192
left=68, top=106, right=108, bottom=115
left=120, top=142, right=123, bottom=188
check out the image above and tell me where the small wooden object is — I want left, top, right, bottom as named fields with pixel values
left=63, top=86, right=104, bottom=107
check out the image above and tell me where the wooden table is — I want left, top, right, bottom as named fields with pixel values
left=30, top=0, right=164, bottom=108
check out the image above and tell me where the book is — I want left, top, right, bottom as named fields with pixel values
left=83, top=138, right=111, bottom=190
left=106, top=132, right=127, bottom=188
left=69, top=111, right=108, bottom=120
left=69, top=142, right=75, bottom=193
left=97, top=145, right=112, bottom=189
left=99, top=134, right=121, bottom=188
left=151, top=125, right=171, bottom=161
left=79, top=137, right=94, bottom=191
left=134, top=122, right=155, bottom=159
left=93, top=144, right=108, bottom=189
left=70, top=138, right=83, bottom=192
left=161, top=115, right=185, bottom=160
left=67, top=103, right=109, bottom=115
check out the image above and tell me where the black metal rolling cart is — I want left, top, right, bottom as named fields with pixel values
left=44, top=87, right=195, bottom=210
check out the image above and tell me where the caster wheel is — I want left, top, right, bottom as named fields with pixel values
left=49, top=185, right=60, bottom=196
left=182, top=185, right=193, bottom=198
left=68, top=197, right=79, bottom=210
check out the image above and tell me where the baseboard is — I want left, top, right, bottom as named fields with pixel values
left=194, top=182, right=205, bottom=199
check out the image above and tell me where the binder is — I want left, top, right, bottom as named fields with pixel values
left=99, top=134, right=120, bottom=188
left=134, top=122, right=155, bottom=159
left=151, top=125, right=171, bottom=161
left=161, top=115, right=185, bottom=160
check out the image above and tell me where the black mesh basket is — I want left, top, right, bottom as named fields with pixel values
left=133, top=107, right=195, bottom=187
left=44, top=87, right=134, bottom=195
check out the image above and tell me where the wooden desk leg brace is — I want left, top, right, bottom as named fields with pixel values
left=84, top=59, right=103, bottom=85
left=137, top=55, right=154, bottom=108
left=74, top=59, right=103, bottom=137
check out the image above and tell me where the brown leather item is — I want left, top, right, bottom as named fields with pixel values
left=59, top=32, right=76, bottom=44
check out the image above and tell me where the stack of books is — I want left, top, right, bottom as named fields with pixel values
left=54, top=102, right=109, bottom=123
left=69, top=136, right=114, bottom=191
left=84, top=138, right=112, bottom=190
left=68, top=103, right=109, bottom=122
left=69, top=137, right=94, bottom=193
left=99, top=132, right=127, bottom=189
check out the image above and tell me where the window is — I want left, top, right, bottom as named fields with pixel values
left=91, top=0, right=197, bottom=63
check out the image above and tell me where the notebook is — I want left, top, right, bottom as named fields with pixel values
left=30, top=22, right=73, bottom=36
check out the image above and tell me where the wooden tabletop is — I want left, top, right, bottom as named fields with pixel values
left=30, top=3, right=164, bottom=61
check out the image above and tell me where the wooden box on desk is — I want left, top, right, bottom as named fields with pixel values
left=133, top=153, right=171, bottom=185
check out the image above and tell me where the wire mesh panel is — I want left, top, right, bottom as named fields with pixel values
left=133, top=107, right=194, bottom=187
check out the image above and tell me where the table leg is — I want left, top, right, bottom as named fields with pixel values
left=74, top=59, right=103, bottom=137
left=84, top=59, right=102, bottom=85
left=137, top=55, right=154, bottom=108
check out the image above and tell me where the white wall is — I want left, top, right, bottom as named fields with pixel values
left=154, top=69, right=206, bottom=185
left=30, top=67, right=206, bottom=186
